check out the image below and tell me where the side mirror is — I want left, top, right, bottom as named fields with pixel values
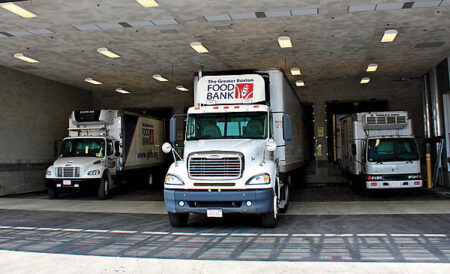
left=170, top=117, right=177, bottom=144
left=266, top=140, right=277, bottom=152
left=352, top=143, right=357, bottom=155
left=283, top=114, right=292, bottom=141
left=162, top=142, right=173, bottom=154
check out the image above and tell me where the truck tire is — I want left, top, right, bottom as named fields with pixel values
left=261, top=195, right=278, bottom=228
left=48, top=188, right=59, bottom=199
left=168, top=212, right=189, bottom=227
left=97, top=175, right=110, bottom=200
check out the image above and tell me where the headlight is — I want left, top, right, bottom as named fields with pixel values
left=165, top=174, right=184, bottom=185
left=88, top=170, right=101, bottom=175
left=46, top=169, right=51, bottom=176
left=246, top=174, right=270, bottom=185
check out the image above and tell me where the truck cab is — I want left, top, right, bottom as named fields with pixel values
left=45, top=136, right=119, bottom=199
left=362, top=136, right=422, bottom=189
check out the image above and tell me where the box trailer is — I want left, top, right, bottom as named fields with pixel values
left=161, top=69, right=309, bottom=227
left=45, top=110, right=165, bottom=199
left=340, top=111, right=422, bottom=192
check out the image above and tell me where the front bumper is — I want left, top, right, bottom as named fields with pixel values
left=164, top=189, right=274, bottom=215
left=45, top=178, right=101, bottom=190
left=366, top=180, right=423, bottom=189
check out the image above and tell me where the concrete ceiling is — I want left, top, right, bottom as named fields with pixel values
left=0, top=0, right=449, bottom=95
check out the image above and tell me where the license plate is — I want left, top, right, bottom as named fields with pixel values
left=207, top=209, right=223, bottom=218
left=392, top=182, right=401, bottom=187
left=63, top=180, right=71, bottom=186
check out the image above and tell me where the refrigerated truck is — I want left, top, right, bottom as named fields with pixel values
left=340, top=111, right=422, bottom=192
left=161, top=69, right=309, bottom=227
left=45, top=110, right=165, bottom=199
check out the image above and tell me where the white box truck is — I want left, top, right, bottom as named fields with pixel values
left=161, top=69, right=309, bottom=227
left=45, top=110, right=165, bottom=199
left=340, top=111, right=423, bottom=192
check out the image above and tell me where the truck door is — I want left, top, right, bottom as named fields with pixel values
left=106, top=139, right=117, bottom=176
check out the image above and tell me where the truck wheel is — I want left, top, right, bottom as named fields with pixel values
left=48, top=188, right=59, bottom=199
left=261, top=195, right=278, bottom=228
left=97, top=175, right=110, bottom=200
left=168, top=212, right=189, bottom=227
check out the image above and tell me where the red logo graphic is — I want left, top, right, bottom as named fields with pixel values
left=235, top=83, right=254, bottom=99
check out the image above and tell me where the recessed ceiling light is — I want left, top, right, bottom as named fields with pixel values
left=381, top=29, right=398, bottom=43
left=136, top=0, right=159, bottom=8
left=229, top=13, right=257, bottom=20
left=278, top=36, right=293, bottom=48
left=13, top=53, right=39, bottom=63
left=295, top=80, right=305, bottom=87
left=153, top=74, right=168, bottom=82
left=97, top=48, right=120, bottom=58
left=0, top=3, right=37, bottom=18
left=176, top=85, right=189, bottom=92
left=291, top=8, right=319, bottom=16
left=366, top=64, right=378, bottom=72
left=290, top=68, right=301, bottom=76
left=190, top=42, right=209, bottom=53
left=360, top=77, right=370, bottom=84
left=84, top=78, right=103, bottom=85
left=115, top=88, right=130, bottom=94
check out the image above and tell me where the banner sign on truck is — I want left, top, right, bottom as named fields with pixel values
left=196, top=74, right=266, bottom=105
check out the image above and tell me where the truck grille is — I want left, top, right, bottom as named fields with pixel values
left=57, top=167, right=80, bottom=178
left=188, top=154, right=242, bottom=180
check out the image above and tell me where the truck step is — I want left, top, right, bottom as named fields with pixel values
left=278, top=200, right=287, bottom=209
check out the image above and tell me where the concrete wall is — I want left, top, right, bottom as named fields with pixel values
left=298, top=77, right=423, bottom=161
left=0, top=66, right=92, bottom=196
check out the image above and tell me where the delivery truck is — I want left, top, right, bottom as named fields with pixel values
left=161, top=69, right=309, bottom=227
left=45, top=110, right=165, bottom=199
left=340, top=111, right=422, bottom=192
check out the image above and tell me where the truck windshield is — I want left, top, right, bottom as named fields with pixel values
left=186, top=112, right=268, bottom=140
left=59, top=139, right=105, bottom=158
left=367, top=138, right=419, bottom=162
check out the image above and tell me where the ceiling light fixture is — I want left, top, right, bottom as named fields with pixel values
left=295, top=80, right=305, bottom=87
left=190, top=42, right=209, bottom=53
left=278, top=36, right=293, bottom=48
left=0, top=3, right=37, bottom=18
left=381, top=29, right=398, bottom=43
left=97, top=48, right=120, bottom=58
left=176, top=85, right=189, bottom=92
left=84, top=78, right=102, bottom=85
left=136, top=0, right=159, bottom=8
left=290, top=68, right=301, bottom=75
left=115, top=88, right=130, bottom=94
left=360, top=77, right=370, bottom=84
left=13, top=53, right=39, bottom=63
left=153, top=74, right=168, bottom=82
left=366, top=64, right=378, bottom=72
